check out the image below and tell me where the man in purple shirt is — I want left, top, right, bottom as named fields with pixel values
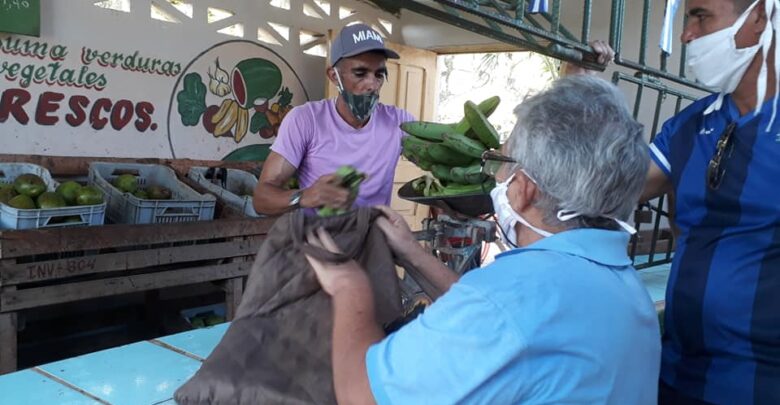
left=253, top=24, right=415, bottom=215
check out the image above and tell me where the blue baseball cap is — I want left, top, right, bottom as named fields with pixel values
left=330, top=23, right=399, bottom=66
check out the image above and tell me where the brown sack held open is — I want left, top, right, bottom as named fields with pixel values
left=175, top=207, right=405, bottom=405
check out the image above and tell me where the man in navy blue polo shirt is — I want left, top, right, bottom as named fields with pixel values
left=643, top=1, right=780, bottom=404
left=304, top=76, right=661, bottom=404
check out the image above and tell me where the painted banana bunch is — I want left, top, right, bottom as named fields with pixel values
left=400, top=95, right=501, bottom=197
left=211, top=98, right=250, bottom=143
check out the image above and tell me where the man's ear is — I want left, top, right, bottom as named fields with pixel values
left=326, top=66, right=338, bottom=86
left=507, top=172, right=538, bottom=215
left=751, top=0, right=769, bottom=34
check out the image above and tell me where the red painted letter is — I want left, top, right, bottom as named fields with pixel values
left=0, top=88, right=31, bottom=124
left=89, top=98, right=112, bottom=130
left=35, top=91, right=65, bottom=125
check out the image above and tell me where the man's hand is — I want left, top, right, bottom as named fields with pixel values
left=561, top=39, right=615, bottom=76
left=375, top=206, right=422, bottom=261
left=590, top=39, right=615, bottom=65
left=300, top=174, right=351, bottom=209
left=305, top=227, right=370, bottom=295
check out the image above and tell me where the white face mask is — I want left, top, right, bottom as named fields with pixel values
left=490, top=172, right=637, bottom=247
left=490, top=173, right=553, bottom=247
left=685, top=0, right=780, bottom=127
left=685, top=2, right=760, bottom=97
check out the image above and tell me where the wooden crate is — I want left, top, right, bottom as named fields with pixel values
left=0, top=154, right=274, bottom=374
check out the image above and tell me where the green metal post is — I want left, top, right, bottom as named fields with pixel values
left=551, top=0, right=561, bottom=35
left=639, top=0, right=651, bottom=65
left=515, top=0, right=525, bottom=22
left=582, top=0, right=592, bottom=43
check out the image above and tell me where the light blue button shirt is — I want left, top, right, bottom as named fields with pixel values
left=366, top=229, right=661, bottom=404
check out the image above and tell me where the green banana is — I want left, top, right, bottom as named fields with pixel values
left=400, top=121, right=453, bottom=142
left=427, top=143, right=474, bottom=166
left=454, top=96, right=501, bottom=134
left=402, top=135, right=435, bottom=161
left=432, top=183, right=483, bottom=197
left=442, top=132, right=487, bottom=159
left=430, top=164, right=454, bottom=182
left=450, top=162, right=486, bottom=184
left=464, top=101, right=501, bottom=149
left=318, top=165, right=365, bottom=217
left=402, top=145, right=434, bottom=171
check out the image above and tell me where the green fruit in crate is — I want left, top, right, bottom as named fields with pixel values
left=13, top=174, right=47, bottom=198
left=147, top=185, right=172, bottom=200
left=7, top=194, right=36, bottom=209
left=76, top=186, right=104, bottom=206
left=64, top=216, right=82, bottom=223
left=113, top=174, right=138, bottom=193
left=0, top=187, right=17, bottom=205
left=56, top=181, right=83, bottom=206
left=205, top=315, right=225, bottom=326
left=133, top=189, right=149, bottom=199
left=37, top=192, right=67, bottom=209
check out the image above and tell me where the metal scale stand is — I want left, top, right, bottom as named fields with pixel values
left=397, top=215, right=499, bottom=313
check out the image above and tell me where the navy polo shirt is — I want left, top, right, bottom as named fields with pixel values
left=650, top=93, right=780, bottom=404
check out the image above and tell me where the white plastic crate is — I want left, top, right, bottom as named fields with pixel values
left=188, top=167, right=262, bottom=217
left=89, top=162, right=216, bottom=224
left=0, top=163, right=106, bottom=230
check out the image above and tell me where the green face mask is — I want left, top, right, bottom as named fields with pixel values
left=334, top=69, right=380, bottom=122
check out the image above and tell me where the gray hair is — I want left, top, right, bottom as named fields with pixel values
left=505, top=75, right=648, bottom=230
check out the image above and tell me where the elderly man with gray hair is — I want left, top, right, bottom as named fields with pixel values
left=304, top=75, right=661, bottom=404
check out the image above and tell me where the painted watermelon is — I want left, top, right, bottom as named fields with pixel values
left=232, top=58, right=283, bottom=109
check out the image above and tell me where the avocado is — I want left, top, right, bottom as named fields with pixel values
left=0, top=187, right=17, bottom=205
left=113, top=174, right=138, bottom=193
left=13, top=174, right=47, bottom=198
left=63, top=216, right=83, bottom=223
left=133, top=189, right=149, bottom=199
left=76, top=186, right=104, bottom=206
left=205, top=315, right=225, bottom=326
left=147, top=185, right=172, bottom=200
left=7, top=194, right=36, bottom=209
left=36, top=192, right=66, bottom=209
left=56, top=181, right=83, bottom=206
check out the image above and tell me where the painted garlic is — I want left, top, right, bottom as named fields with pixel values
left=208, top=58, right=231, bottom=97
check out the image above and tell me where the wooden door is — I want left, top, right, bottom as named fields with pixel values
left=326, top=37, right=438, bottom=230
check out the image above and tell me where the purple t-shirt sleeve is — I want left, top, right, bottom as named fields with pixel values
left=270, top=105, right=311, bottom=169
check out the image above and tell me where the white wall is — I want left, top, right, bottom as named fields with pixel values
left=0, top=0, right=406, bottom=160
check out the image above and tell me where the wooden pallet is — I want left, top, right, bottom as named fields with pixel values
left=0, top=217, right=274, bottom=374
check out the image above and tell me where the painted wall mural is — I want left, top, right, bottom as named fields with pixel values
left=167, top=40, right=308, bottom=161
left=0, top=0, right=399, bottom=160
